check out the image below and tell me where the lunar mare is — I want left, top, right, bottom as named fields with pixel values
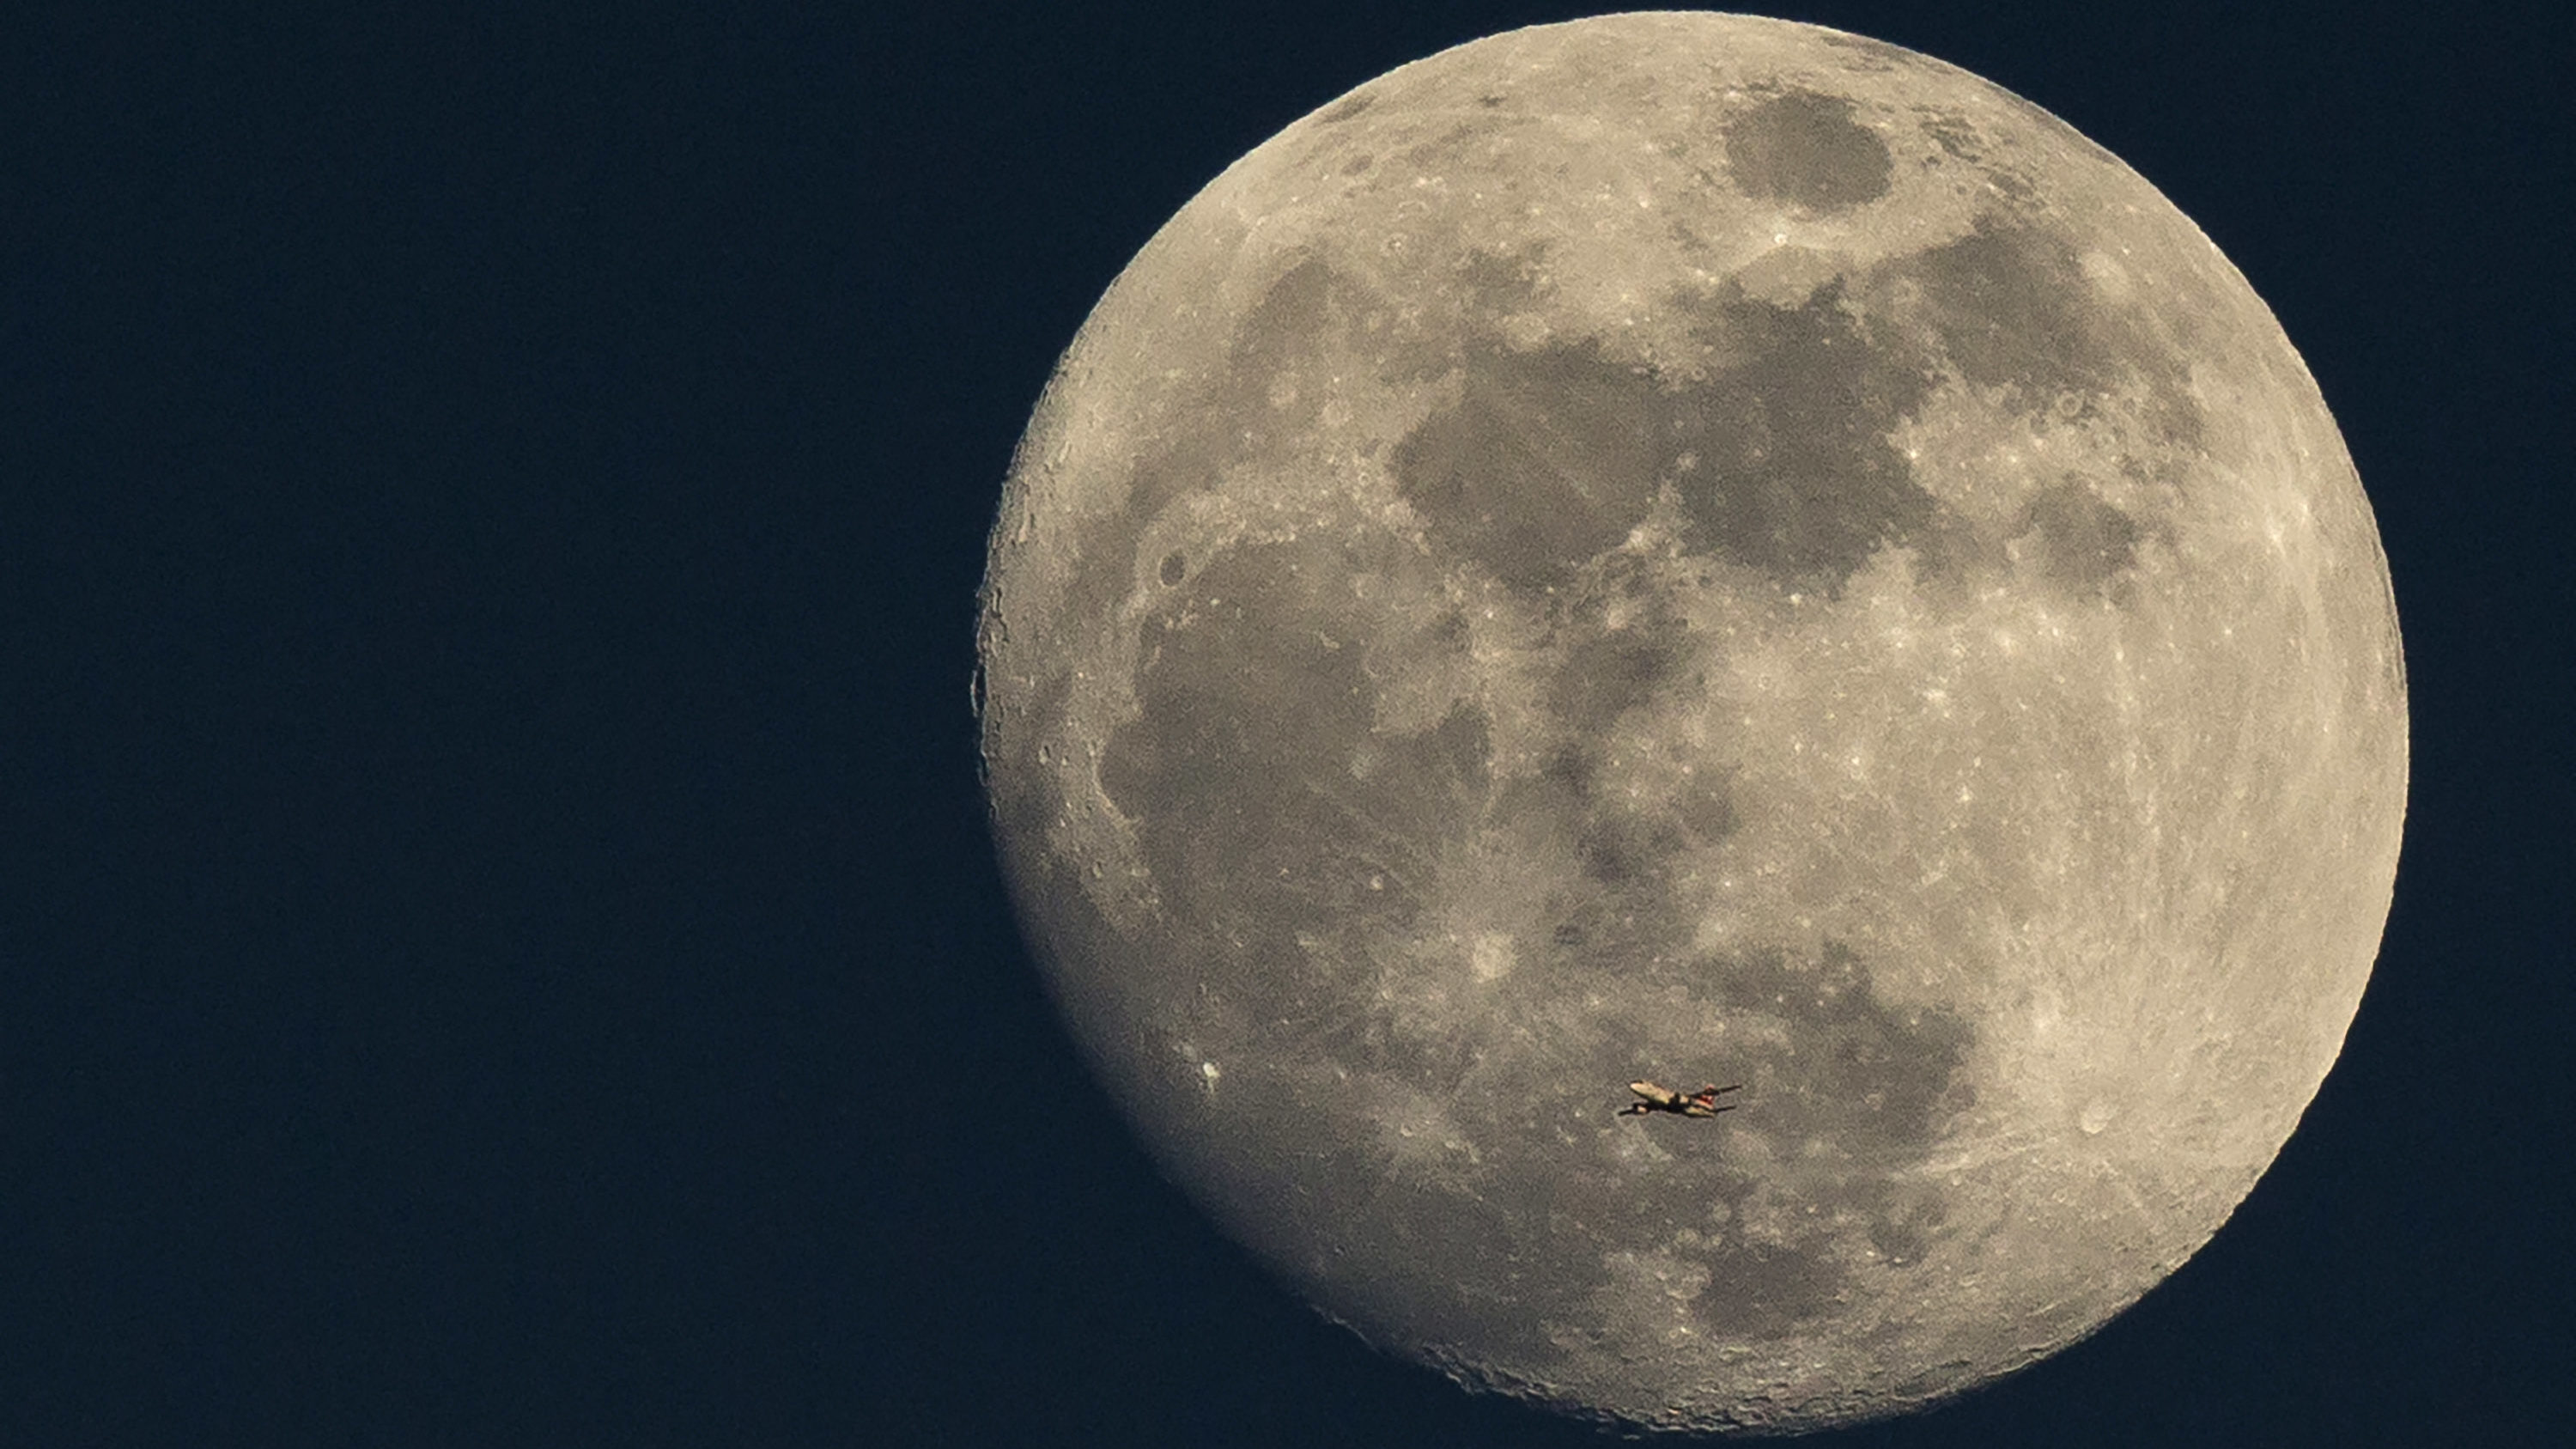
left=978, top=13, right=2404, bottom=1436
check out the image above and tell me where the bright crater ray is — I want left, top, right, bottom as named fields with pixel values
left=977, top=12, right=2405, bottom=1435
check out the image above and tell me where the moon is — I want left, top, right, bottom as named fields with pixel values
left=976, top=13, right=2404, bottom=1435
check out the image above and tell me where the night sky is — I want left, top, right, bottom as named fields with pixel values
left=11, top=3, right=2572, bottom=1445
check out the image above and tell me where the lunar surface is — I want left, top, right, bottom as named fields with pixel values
left=976, top=13, right=2405, bottom=1435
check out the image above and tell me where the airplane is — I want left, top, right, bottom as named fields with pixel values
left=1617, top=1081, right=1742, bottom=1118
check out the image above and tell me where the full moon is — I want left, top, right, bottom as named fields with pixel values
left=976, top=13, right=2404, bottom=1435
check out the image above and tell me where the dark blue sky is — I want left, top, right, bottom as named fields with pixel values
left=9, top=2, right=2570, bottom=1445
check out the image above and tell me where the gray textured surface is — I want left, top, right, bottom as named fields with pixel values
left=978, top=13, right=2405, bottom=1434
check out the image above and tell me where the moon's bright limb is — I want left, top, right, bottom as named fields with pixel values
left=977, top=13, right=2405, bottom=1435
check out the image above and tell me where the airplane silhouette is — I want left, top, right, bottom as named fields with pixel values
left=1617, top=1081, right=1742, bottom=1118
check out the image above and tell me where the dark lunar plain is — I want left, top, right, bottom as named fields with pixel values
left=6, top=2, right=2571, bottom=1446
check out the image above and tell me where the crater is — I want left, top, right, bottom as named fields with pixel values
left=1725, top=91, right=1893, bottom=212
